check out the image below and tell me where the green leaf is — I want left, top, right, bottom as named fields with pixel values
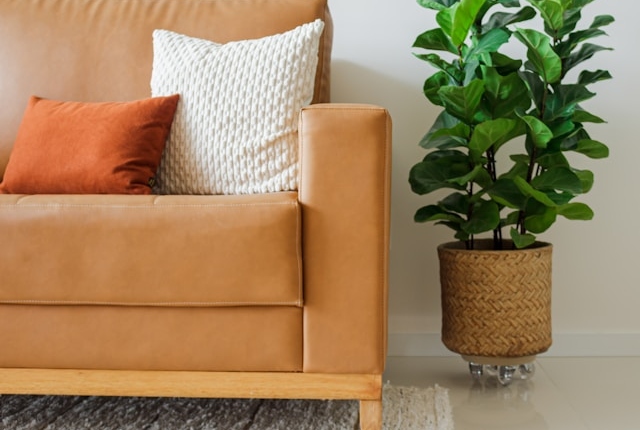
left=572, top=107, right=605, bottom=124
left=453, top=229, right=470, bottom=242
left=468, top=118, right=521, bottom=156
left=438, top=79, right=486, bottom=123
left=437, top=0, right=486, bottom=47
left=575, top=139, right=609, bottom=159
left=510, top=227, right=537, bottom=248
left=414, top=53, right=464, bottom=83
left=510, top=153, right=530, bottom=164
left=488, top=178, right=527, bottom=209
left=496, top=0, right=522, bottom=7
left=573, top=169, right=594, bottom=193
left=462, top=200, right=501, bottom=234
left=549, top=119, right=576, bottom=138
left=531, top=167, right=583, bottom=194
left=514, top=28, right=562, bottom=84
left=557, top=8, right=581, bottom=39
left=570, top=0, right=595, bottom=8
left=409, top=154, right=470, bottom=195
left=414, top=205, right=466, bottom=223
left=420, top=124, right=470, bottom=149
left=529, top=0, right=564, bottom=32
left=440, top=192, right=470, bottom=214
left=409, top=162, right=460, bottom=195
left=470, top=166, right=493, bottom=188
left=590, top=14, right=615, bottom=29
left=524, top=205, right=557, bottom=233
left=556, top=125, right=590, bottom=151
left=545, top=84, right=596, bottom=120
left=504, top=210, right=520, bottom=226
left=413, top=28, right=458, bottom=54
left=563, top=43, right=613, bottom=76
left=557, top=202, right=594, bottom=220
left=491, top=52, right=523, bottom=75
left=578, top=69, right=612, bottom=86
left=424, top=149, right=469, bottom=163
left=465, top=28, right=511, bottom=61
left=546, top=191, right=574, bottom=205
left=462, top=58, right=481, bottom=86
left=423, top=72, right=451, bottom=105
left=483, top=6, right=536, bottom=32
left=448, top=164, right=491, bottom=187
left=425, top=110, right=460, bottom=133
left=514, top=177, right=557, bottom=207
left=419, top=110, right=460, bottom=148
left=501, top=155, right=529, bottom=180
left=419, top=111, right=468, bottom=149
left=417, top=0, right=458, bottom=11
left=436, top=4, right=458, bottom=43
left=519, top=71, right=546, bottom=113
left=519, top=115, right=553, bottom=148
left=555, top=28, right=607, bottom=57
left=482, top=67, right=531, bottom=119
left=536, top=151, right=569, bottom=168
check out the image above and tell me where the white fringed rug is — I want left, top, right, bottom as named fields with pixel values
left=1, top=384, right=453, bottom=430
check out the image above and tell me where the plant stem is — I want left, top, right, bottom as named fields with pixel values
left=486, top=147, right=502, bottom=249
left=466, top=182, right=474, bottom=250
left=517, top=81, right=549, bottom=236
left=517, top=138, right=539, bottom=235
left=493, top=226, right=503, bottom=250
left=486, top=148, right=497, bottom=182
left=465, top=123, right=476, bottom=250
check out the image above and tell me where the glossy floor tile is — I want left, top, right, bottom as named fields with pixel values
left=384, top=356, right=640, bottom=430
left=539, top=357, right=640, bottom=430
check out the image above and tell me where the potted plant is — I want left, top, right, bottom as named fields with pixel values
left=409, top=0, right=613, bottom=383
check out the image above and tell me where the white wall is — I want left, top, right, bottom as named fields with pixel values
left=328, top=0, right=640, bottom=356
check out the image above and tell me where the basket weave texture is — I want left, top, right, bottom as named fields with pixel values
left=439, top=240, right=552, bottom=358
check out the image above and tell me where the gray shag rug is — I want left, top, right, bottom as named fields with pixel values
left=1, top=384, right=453, bottom=430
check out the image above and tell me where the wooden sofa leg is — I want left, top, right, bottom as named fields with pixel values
left=359, top=399, right=382, bottom=430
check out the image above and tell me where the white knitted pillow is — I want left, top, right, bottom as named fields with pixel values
left=150, top=20, right=324, bottom=195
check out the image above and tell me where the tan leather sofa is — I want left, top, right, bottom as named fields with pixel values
left=0, top=0, right=391, bottom=428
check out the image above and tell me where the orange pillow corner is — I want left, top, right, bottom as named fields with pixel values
left=0, top=94, right=179, bottom=195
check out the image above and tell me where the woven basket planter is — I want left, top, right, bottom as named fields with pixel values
left=438, top=239, right=552, bottom=359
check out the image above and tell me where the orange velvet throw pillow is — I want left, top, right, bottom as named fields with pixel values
left=0, top=95, right=179, bottom=194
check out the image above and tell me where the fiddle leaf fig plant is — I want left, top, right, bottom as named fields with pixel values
left=409, top=0, right=613, bottom=249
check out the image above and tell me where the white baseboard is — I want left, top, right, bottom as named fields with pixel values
left=388, top=332, right=640, bottom=357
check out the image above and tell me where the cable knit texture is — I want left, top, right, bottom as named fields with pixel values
left=151, top=20, right=324, bottom=195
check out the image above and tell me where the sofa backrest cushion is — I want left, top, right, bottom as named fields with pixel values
left=0, top=0, right=332, bottom=179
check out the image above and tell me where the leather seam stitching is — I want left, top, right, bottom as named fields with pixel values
left=0, top=202, right=298, bottom=210
left=0, top=300, right=303, bottom=307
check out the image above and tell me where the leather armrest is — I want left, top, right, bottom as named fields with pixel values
left=299, top=104, right=392, bottom=373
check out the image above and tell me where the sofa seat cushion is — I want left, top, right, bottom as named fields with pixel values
left=0, top=192, right=301, bottom=307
